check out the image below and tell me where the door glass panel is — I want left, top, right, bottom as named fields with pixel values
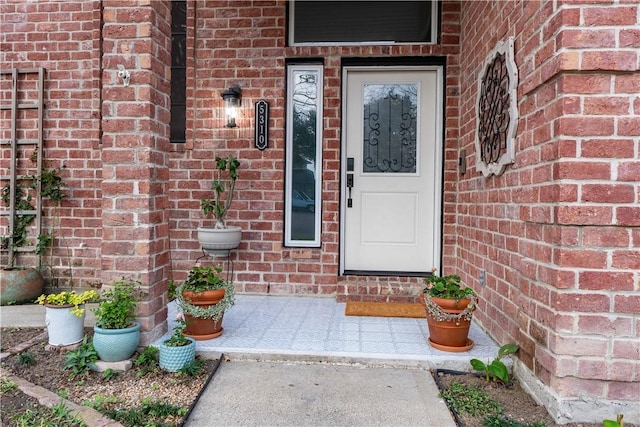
left=362, top=84, right=417, bottom=173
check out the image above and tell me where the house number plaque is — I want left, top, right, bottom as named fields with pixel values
left=254, top=100, right=269, bottom=151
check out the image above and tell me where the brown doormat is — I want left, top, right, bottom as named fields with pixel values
left=345, top=301, right=426, bottom=318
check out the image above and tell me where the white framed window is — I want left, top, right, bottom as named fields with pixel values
left=288, top=1, right=438, bottom=46
left=285, top=64, right=323, bottom=247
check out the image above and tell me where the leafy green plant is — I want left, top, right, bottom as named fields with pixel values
left=423, top=269, right=477, bottom=323
left=93, top=278, right=142, bottom=329
left=134, top=346, right=159, bottom=376
left=603, top=414, right=624, bottom=427
left=471, top=343, right=519, bottom=383
left=201, top=154, right=240, bottom=229
left=39, top=168, right=65, bottom=201
left=423, top=268, right=476, bottom=300
left=1, top=183, right=36, bottom=251
left=482, top=414, right=547, bottom=427
left=0, top=377, right=18, bottom=392
left=63, top=336, right=97, bottom=377
left=440, top=381, right=502, bottom=417
left=164, top=313, right=189, bottom=347
left=178, top=357, right=204, bottom=377
left=101, top=368, right=119, bottom=381
left=36, top=290, right=99, bottom=317
left=0, top=166, right=65, bottom=269
left=82, top=394, right=119, bottom=410
left=98, top=398, right=187, bottom=427
left=14, top=398, right=85, bottom=427
left=18, top=352, right=36, bottom=366
left=176, top=265, right=235, bottom=320
left=167, top=279, right=177, bottom=300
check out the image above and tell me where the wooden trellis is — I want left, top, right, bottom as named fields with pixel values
left=0, top=68, right=45, bottom=268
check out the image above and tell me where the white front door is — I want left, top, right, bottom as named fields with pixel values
left=341, top=67, right=443, bottom=274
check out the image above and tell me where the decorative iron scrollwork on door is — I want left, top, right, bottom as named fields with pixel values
left=363, top=84, right=417, bottom=173
left=475, top=37, right=518, bottom=177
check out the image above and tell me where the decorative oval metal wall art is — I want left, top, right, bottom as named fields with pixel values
left=475, top=37, right=518, bottom=177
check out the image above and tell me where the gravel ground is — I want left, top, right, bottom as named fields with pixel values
left=1, top=327, right=218, bottom=426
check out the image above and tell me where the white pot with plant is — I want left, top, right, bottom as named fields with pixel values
left=197, top=155, right=242, bottom=257
left=36, top=289, right=99, bottom=346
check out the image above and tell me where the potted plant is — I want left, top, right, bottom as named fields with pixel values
left=159, top=312, right=196, bottom=372
left=92, top=277, right=142, bottom=362
left=176, top=264, right=235, bottom=340
left=197, top=154, right=242, bottom=256
left=422, top=268, right=477, bottom=352
left=36, top=289, right=99, bottom=346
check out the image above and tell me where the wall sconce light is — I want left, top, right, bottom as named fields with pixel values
left=221, top=86, right=242, bottom=128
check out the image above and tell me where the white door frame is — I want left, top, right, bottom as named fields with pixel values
left=339, top=65, right=444, bottom=275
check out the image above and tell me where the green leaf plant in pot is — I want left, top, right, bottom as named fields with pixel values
left=422, top=268, right=477, bottom=352
left=159, top=312, right=196, bottom=372
left=197, top=155, right=242, bottom=257
left=92, top=278, right=143, bottom=362
left=36, top=289, right=99, bottom=346
left=176, top=264, right=235, bottom=340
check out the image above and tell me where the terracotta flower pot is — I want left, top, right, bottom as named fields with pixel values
left=181, top=289, right=225, bottom=305
left=181, top=288, right=226, bottom=340
left=423, top=294, right=474, bottom=352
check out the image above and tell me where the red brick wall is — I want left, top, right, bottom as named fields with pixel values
left=457, top=0, right=639, bottom=411
left=2, top=0, right=638, bottom=416
left=0, top=0, right=103, bottom=289
left=100, top=0, right=172, bottom=343
left=167, top=0, right=463, bottom=303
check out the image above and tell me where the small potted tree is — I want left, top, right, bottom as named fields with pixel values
left=36, top=289, right=99, bottom=346
left=197, top=154, right=241, bottom=256
left=422, top=268, right=477, bottom=352
left=176, top=265, right=235, bottom=340
left=92, top=277, right=142, bottom=362
left=159, top=312, right=196, bottom=372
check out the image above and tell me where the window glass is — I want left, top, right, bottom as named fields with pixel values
left=290, top=1, right=436, bottom=45
left=285, top=64, right=323, bottom=246
left=363, top=84, right=417, bottom=173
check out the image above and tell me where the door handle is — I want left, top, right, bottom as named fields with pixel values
left=347, top=173, right=354, bottom=207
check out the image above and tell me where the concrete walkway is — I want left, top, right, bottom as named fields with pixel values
left=0, top=295, right=497, bottom=426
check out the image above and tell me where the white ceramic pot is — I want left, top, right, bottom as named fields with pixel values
left=45, top=304, right=86, bottom=346
left=197, top=226, right=241, bottom=257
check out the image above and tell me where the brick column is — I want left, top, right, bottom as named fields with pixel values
left=100, top=0, right=172, bottom=344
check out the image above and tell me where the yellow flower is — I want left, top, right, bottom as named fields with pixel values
left=37, top=290, right=99, bottom=317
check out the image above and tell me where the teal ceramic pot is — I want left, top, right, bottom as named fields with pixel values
left=93, top=322, right=140, bottom=362
left=159, top=338, right=196, bottom=372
